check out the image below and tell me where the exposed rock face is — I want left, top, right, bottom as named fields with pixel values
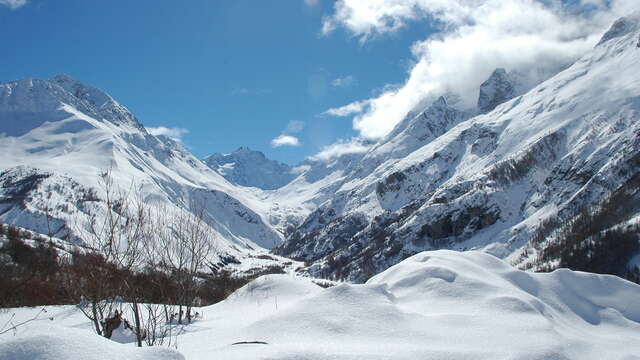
left=275, top=16, right=640, bottom=283
left=477, top=68, right=516, bottom=114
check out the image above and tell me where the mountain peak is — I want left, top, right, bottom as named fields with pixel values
left=203, top=148, right=294, bottom=190
left=51, top=73, right=80, bottom=84
left=433, top=96, right=448, bottom=108
left=235, top=146, right=254, bottom=153
left=597, top=13, right=640, bottom=47
left=477, top=68, right=516, bottom=114
left=49, top=75, right=142, bottom=128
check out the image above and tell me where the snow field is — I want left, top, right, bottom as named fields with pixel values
left=2, top=250, right=638, bottom=359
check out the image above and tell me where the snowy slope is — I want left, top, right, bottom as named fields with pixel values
left=2, top=250, right=639, bottom=359
left=277, top=14, right=640, bottom=282
left=0, top=75, right=284, bottom=257
left=203, top=147, right=296, bottom=190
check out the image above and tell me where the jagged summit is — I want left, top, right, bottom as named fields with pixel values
left=477, top=68, right=516, bottom=114
left=235, top=146, right=253, bottom=152
left=50, top=74, right=141, bottom=128
left=0, top=75, right=142, bottom=133
left=276, top=14, right=640, bottom=282
left=50, top=73, right=79, bottom=83
left=203, top=147, right=295, bottom=190
left=597, top=13, right=640, bottom=46
left=382, top=95, right=468, bottom=150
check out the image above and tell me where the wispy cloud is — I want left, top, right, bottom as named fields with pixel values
left=308, top=138, right=370, bottom=161
left=321, top=0, right=636, bottom=139
left=323, top=100, right=369, bottom=117
left=0, top=0, right=27, bottom=9
left=271, top=135, right=301, bottom=148
left=147, top=126, right=190, bottom=143
left=331, top=75, right=356, bottom=88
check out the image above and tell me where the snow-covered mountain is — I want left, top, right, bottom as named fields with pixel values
left=203, top=147, right=295, bottom=190
left=2, top=15, right=640, bottom=287
left=0, top=74, right=284, bottom=258
left=275, top=14, right=640, bottom=282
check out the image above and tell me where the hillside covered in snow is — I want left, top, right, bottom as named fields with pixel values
left=0, top=74, right=289, bottom=260
left=274, top=13, right=640, bottom=283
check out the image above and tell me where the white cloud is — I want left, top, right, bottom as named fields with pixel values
left=271, top=135, right=301, bottom=148
left=146, top=126, right=190, bottom=143
left=0, top=0, right=27, bottom=9
left=321, top=0, right=637, bottom=139
left=324, top=100, right=370, bottom=117
left=285, top=120, right=305, bottom=134
left=304, top=0, right=319, bottom=7
left=308, top=138, right=370, bottom=161
left=332, top=75, right=356, bottom=88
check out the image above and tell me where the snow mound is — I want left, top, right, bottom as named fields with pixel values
left=0, top=326, right=184, bottom=360
left=368, top=250, right=640, bottom=324
left=173, top=251, right=640, bottom=359
left=1, top=255, right=638, bottom=359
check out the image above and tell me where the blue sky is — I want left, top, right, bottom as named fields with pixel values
left=0, top=0, right=430, bottom=164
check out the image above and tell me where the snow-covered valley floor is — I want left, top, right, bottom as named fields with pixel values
left=1, top=250, right=639, bottom=360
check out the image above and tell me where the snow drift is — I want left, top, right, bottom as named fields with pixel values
left=4, top=251, right=636, bottom=359
left=188, top=250, right=639, bottom=360
left=0, top=326, right=184, bottom=360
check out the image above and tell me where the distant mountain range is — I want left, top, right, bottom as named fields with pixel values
left=1, top=14, right=639, bottom=282
left=203, top=147, right=295, bottom=190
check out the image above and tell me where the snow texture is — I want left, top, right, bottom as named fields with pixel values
left=0, top=326, right=184, bottom=360
left=1, top=250, right=638, bottom=359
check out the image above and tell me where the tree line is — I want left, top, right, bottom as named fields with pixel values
left=532, top=173, right=640, bottom=283
left=0, top=170, right=257, bottom=347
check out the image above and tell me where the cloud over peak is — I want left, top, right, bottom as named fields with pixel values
left=308, top=138, right=370, bottom=161
left=321, top=0, right=636, bottom=139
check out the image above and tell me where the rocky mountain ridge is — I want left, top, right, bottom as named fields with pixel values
left=1, top=15, right=639, bottom=283
left=203, top=147, right=296, bottom=190
left=274, top=14, right=640, bottom=282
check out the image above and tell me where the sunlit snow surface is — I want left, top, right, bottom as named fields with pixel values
left=1, top=251, right=639, bottom=359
